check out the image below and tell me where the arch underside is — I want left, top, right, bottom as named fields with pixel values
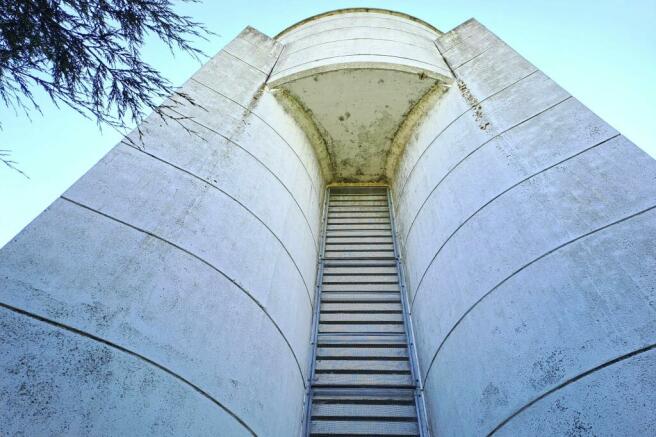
left=269, top=65, right=451, bottom=183
left=269, top=8, right=453, bottom=184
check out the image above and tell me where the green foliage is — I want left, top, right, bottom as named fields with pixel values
left=0, top=0, right=210, bottom=133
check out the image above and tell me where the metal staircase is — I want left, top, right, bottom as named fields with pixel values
left=304, top=186, right=429, bottom=437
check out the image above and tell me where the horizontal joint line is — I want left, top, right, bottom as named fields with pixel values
left=121, top=142, right=314, bottom=307
left=422, top=202, right=656, bottom=386
left=148, top=105, right=319, bottom=251
left=488, top=342, right=656, bottom=435
left=0, top=302, right=257, bottom=436
left=59, top=195, right=307, bottom=388
left=189, top=77, right=322, bottom=210
left=409, top=125, right=612, bottom=309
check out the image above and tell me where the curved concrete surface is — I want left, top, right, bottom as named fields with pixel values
left=1, top=10, right=655, bottom=437
left=0, top=27, right=323, bottom=436
left=271, top=10, right=453, bottom=183
left=392, top=18, right=656, bottom=436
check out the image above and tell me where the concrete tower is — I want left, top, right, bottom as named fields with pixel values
left=1, top=8, right=655, bottom=436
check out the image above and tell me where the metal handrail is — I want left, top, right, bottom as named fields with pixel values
left=301, top=187, right=330, bottom=437
left=387, top=188, right=431, bottom=437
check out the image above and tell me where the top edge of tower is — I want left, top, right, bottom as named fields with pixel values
left=274, top=8, right=442, bottom=39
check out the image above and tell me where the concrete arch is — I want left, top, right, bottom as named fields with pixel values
left=275, top=8, right=442, bottom=39
left=1, top=10, right=656, bottom=437
left=269, top=11, right=453, bottom=184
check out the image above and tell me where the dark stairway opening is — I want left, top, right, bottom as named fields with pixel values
left=304, top=186, right=428, bottom=437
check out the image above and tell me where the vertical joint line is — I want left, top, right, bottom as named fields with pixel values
left=433, top=40, right=457, bottom=78
left=301, top=186, right=330, bottom=437
left=387, top=189, right=431, bottom=437
left=265, top=43, right=286, bottom=84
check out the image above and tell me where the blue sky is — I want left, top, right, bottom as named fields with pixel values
left=1, top=0, right=655, bottom=248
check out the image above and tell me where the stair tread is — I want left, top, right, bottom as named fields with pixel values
left=326, top=244, right=395, bottom=253
left=316, top=359, right=410, bottom=372
left=329, top=211, right=390, bottom=217
left=323, top=283, right=400, bottom=292
left=326, top=230, right=392, bottom=238
left=319, top=324, right=405, bottom=334
left=312, top=403, right=417, bottom=419
left=329, top=207, right=390, bottom=212
left=323, top=259, right=396, bottom=266
left=308, top=187, right=421, bottom=436
left=312, top=387, right=415, bottom=402
left=314, top=373, right=414, bottom=387
left=321, top=303, right=403, bottom=312
left=316, top=347, right=408, bottom=358
left=317, top=334, right=407, bottom=345
left=324, top=265, right=397, bottom=274
left=320, top=313, right=404, bottom=323
left=311, top=420, right=418, bottom=436
left=323, top=275, right=399, bottom=284
left=327, top=224, right=392, bottom=231
left=321, top=295, right=401, bottom=305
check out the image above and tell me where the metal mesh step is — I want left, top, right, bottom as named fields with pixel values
left=311, top=419, right=418, bottom=436
left=304, top=186, right=426, bottom=436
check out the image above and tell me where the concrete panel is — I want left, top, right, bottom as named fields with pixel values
left=223, top=27, right=282, bottom=74
left=120, top=28, right=323, bottom=292
left=398, top=72, right=570, bottom=296
left=391, top=87, right=469, bottom=206
left=394, top=69, right=568, bottom=227
left=393, top=17, right=656, bottom=436
left=413, top=135, right=656, bottom=373
left=271, top=55, right=450, bottom=85
left=495, top=348, right=656, bottom=436
left=276, top=39, right=446, bottom=76
left=284, top=26, right=437, bottom=55
left=191, top=50, right=266, bottom=106
left=230, top=93, right=323, bottom=215
left=152, top=24, right=324, bottom=243
left=403, top=97, right=617, bottom=301
left=123, top=120, right=319, bottom=298
left=0, top=25, right=322, bottom=436
left=165, top=84, right=324, bottom=239
left=152, top=38, right=322, bottom=224
left=437, top=20, right=507, bottom=70
left=64, top=145, right=314, bottom=340
left=454, top=40, right=536, bottom=101
left=0, top=200, right=306, bottom=435
left=423, top=208, right=656, bottom=435
left=279, top=12, right=440, bottom=44
left=250, top=90, right=325, bottom=203
left=0, top=308, right=251, bottom=436
left=435, top=19, right=483, bottom=53
left=168, top=77, right=245, bottom=135
left=161, top=27, right=282, bottom=137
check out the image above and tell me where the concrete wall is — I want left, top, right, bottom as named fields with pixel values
left=269, top=10, right=454, bottom=184
left=0, top=27, right=324, bottom=436
left=392, top=19, right=656, bottom=436
left=3, top=10, right=656, bottom=436
left=272, top=10, right=449, bottom=83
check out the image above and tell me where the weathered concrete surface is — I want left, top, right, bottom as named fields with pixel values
left=0, top=27, right=323, bottom=436
left=271, top=10, right=453, bottom=183
left=1, top=9, right=655, bottom=437
left=392, top=18, right=656, bottom=436
left=496, top=347, right=656, bottom=436
left=0, top=308, right=249, bottom=436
